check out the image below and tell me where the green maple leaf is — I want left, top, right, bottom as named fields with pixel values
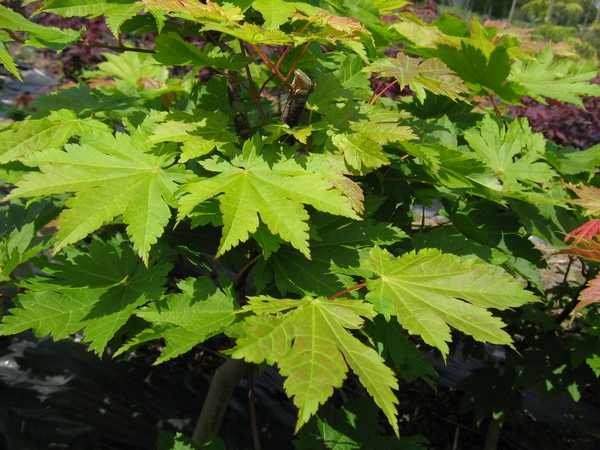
left=34, top=0, right=136, bottom=18
left=0, top=240, right=171, bottom=355
left=0, top=109, right=110, bottom=164
left=463, top=115, right=555, bottom=189
left=0, top=43, right=21, bottom=81
left=7, top=131, right=193, bottom=265
left=0, top=4, right=83, bottom=50
left=154, top=32, right=251, bottom=70
left=141, top=0, right=244, bottom=23
left=368, top=53, right=469, bottom=102
left=33, top=0, right=144, bottom=37
left=436, top=41, right=526, bottom=103
left=178, top=135, right=361, bottom=258
left=362, top=246, right=537, bottom=357
left=509, top=46, right=600, bottom=108
left=149, top=109, right=238, bottom=161
left=0, top=222, right=52, bottom=282
left=253, top=0, right=296, bottom=30
left=231, top=296, right=399, bottom=435
left=116, top=277, right=239, bottom=363
left=331, top=133, right=389, bottom=171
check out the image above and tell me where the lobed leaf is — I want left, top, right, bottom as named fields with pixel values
left=363, top=246, right=537, bottom=357
left=509, top=46, right=600, bottom=108
left=0, top=240, right=171, bottom=355
left=129, top=277, right=239, bottom=363
left=368, top=53, right=469, bottom=102
left=568, top=183, right=600, bottom=217
left=178, top=136, right=361, bottom=258
left=232, top=296, right=399, bottom=435
left=7, top=132, right=193, bottom=265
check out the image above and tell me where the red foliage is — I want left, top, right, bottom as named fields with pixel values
left=510, top=76, right=600, bottom=150
left=564, top=219, right=600, bottom=243
left=576, top=276, right=600, bottom=314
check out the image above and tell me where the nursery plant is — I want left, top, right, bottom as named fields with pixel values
left=1, top=1, right=600, bottom=448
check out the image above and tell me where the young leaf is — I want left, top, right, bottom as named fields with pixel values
left=574, top=276, right=600, bottom=315
left=568, top=183, right=600, bottom=217
left=564, top=219, right=600, bottom=243
left=7, top=132, right=193, bottom=265
left=232, top=296, right=399, bottom=435
left=0, top=240, right=171, bottom=355
left=178, top=135, right=361, bottom=258
left=557, top=239, right=600, bottom=263
left=367, top=53, right=469, bottom=102
left=362, top=246, right=537, bottom=357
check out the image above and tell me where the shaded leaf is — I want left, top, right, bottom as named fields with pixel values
left=0, top=240, right=171, bottom=355
left=126, top=277, right=239, bottom=363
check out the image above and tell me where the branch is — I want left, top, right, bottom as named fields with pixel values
left=281, top=69, right=314, bottom=127
left=248, top=43, right=292, bottom=89
left=191, top=358, right=248, bottom=446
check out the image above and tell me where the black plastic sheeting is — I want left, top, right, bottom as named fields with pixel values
left=0, top=333, right=297, bottom=450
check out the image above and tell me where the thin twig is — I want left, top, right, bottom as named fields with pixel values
left=285, top=41, right=310, bottom=81
left=554, top=256, right=574, bottom=309
left=247, top=366, right=262, bottom=450
left=232, top=254, right=263, bottom=287
left=239, top=42, right=269, bottom=125
left=248, top=43, right=292, bottom=88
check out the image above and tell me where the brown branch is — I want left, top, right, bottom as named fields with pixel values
left=225, top=70, right=253, bottom=140
left=191, top=358, right=248, bottom=446
left=248, top=43, right=292, bottom=89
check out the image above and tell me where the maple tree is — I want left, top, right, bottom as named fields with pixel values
left=1, top=1, right=600, bottom=449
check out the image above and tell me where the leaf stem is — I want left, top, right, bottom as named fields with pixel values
left=487, top=93, right=502, bottom=116
left=76, top=39, right=155, bottom=54
left=369, top=79, right=398, bottom=105
left=232, top=253, right=263, bottom=288
left=328, top=283, right=367, bottom=300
